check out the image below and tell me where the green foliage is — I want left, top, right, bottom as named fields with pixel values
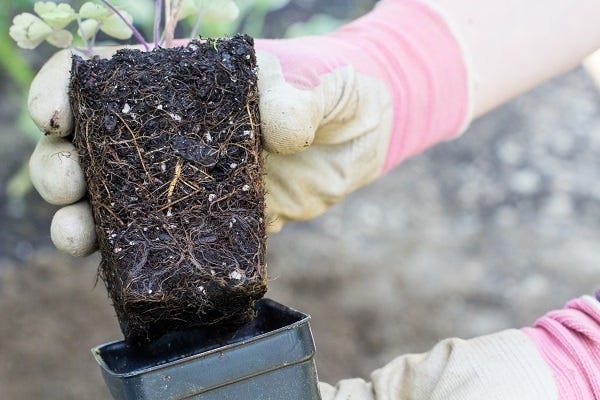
left=238, top=0, right=289, bottom=37
left=0, top=32, right=33, bottom=92
left=0, top=3, right=35, bottom=110
left=34, top=2, right=76, bottom=29
left=179, top=0, right=239, bottom=22
left=110, top=0, right=154, bottom=39
left=176, top=0, right=290, bottom=39
left=2, top=0, right=358, bottom=203
left=6, top=162, right=32, bottom=200
left=8, top=1, right=251, bottom=51
left=10, top=13, right=54, bottom=49
left=9, top=0, right=345, bottom=51
left=285, top=14, right=345, bottom=38
left=94, top=8, right=134, bottom=40
left=9, top=1, right=135, bottom=50
left=79, top=2, right=111, bottom=20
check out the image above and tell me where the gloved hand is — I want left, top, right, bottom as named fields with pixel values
left=28, top=0, right=470, bottom=256
left=318, top=295, right=600, bottom=400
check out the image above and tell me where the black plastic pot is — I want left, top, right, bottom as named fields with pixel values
left=92, top=299, right=321, bottom=399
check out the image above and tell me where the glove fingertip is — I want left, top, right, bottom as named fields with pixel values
left=29, top=136, right=87, bottom=206
left=51, top=203, right=97, bottom=257
left=260, top=88, right=321, bottom=155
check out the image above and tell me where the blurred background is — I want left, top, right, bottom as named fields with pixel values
left=1, top=0, right=600, bottom=398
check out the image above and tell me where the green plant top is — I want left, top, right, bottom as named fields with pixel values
left=9, top=0, right=240, bottom=54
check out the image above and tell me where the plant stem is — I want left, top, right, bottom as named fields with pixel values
left=75, top=15, right=90, bottom=51
left=76, top=15, right=103, bottom=55
left=90, top=23, right=102, bottom=50
left=100, top=0, right=150, bottom=51
left=75, top=47, right=97, bottom=58
left=164, top=0, right=171, bottom=46
left=164, top=0, right=184, bottom=48
left=153, top=0, right=162, bottom=48
left=189, top=10, right=203, bottom=39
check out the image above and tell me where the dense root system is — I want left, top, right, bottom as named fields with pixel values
left=69, top=35, right=266, bottom=344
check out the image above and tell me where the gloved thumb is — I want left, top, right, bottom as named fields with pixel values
left=257, top=51, right=325, bottom=155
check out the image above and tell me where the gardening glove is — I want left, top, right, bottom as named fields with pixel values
left=28, top=46, right=123, bottom=256
left=255, top=0, right=471, bottom=231
left=318, top=295, right=600, bottom=400
left=28, top=0, right=471, bottom=256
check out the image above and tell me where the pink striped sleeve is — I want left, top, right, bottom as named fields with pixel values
left=256, top=0, right=470, bottom=173
left=523, top=295, right=600, bottom=399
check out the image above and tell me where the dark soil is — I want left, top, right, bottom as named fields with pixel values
left=69, top=35, right=266, bottom=344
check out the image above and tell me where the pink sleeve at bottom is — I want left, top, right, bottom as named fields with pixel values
left=523, top=296, right=600, bottom=399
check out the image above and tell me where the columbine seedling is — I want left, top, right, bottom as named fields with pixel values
left=9, top=0, right=240, bottom=55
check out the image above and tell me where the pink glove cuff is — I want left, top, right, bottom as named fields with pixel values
left=524, top=296, right=600, bottom=399
left=256, top=0, right=470, bottom=173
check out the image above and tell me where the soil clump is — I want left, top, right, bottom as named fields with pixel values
left=69, top=35, right=266, bottom=344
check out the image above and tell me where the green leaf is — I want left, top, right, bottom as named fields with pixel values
left=34, top=1, right=76, bottom=29
left=79, top=2, right=111, bottom=20
left=179, top=0, right=239, bottom=22
left=46, top=28, right=72, bottom=48
left=285, top=14, right=345, bottom=38
left=200, top=0, right=239, bottom=22
left=255, top=0, right=290, bottom=11
left=115, top=0, right=155, bottom=32
left=100, top=11, right=134, bottom=40
left=9, top=13, right=53, bottom=49
left=178, top=0, right=198, bottom=21
left=77, top=18, right=100, bottom=41
left=236, top=0, right=290, bottom=13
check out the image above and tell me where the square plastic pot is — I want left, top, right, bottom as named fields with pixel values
left=92, top=298, right=321, bottom=400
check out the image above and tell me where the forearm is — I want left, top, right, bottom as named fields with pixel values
left=257, top=0, right=470, bottom=172
left=321, top=295, right=600, bottom=400
left=427, top=0, right=600, bottom=117
left=322, top=330, right=558, bottom=399
left=257, top=0, right=600, bottom=173
left=524, top=295, right=600, bottom=398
